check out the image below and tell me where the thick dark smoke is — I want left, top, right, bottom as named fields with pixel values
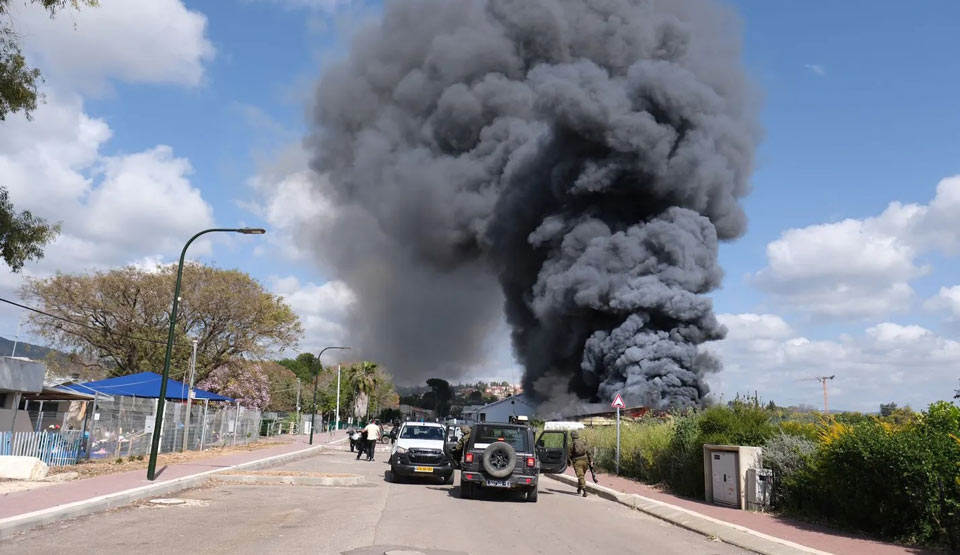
left=307, top=0, right=756, bottom=409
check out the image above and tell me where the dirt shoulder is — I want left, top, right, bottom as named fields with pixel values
left=47, top=438, right=293, bottom=479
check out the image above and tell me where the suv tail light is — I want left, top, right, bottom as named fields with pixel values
left=465, top=452, right=474, bottom=463
left=526, top=457, right=535, bottom=468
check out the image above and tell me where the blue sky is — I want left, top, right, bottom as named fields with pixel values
left=3, top=0, right=959, bottom=411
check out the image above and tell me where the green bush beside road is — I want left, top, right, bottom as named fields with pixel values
left=578, top=400, right=960, bottom=549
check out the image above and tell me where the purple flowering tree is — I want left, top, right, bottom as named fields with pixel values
left=198, top=360, right=271, bottom=410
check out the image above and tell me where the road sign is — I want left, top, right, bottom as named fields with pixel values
left=612, top=393, right=624, bottom=475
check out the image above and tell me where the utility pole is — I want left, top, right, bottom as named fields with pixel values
left=295, top=377, right=301, bottom=433
left=335, top=364, right=342, bottom=432
left=181, top=339, right=198, bottom=452
left=11, top=312, right=22, bottom=357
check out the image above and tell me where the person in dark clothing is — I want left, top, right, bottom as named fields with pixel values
left=356, top=428, right=368, bottom=460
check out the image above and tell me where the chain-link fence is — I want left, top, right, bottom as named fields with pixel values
left=57, top=396, right=262, bottom=460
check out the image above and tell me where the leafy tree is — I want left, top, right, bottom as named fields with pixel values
left=22, top=263, right=302, bottom=378
left=880, top=402, right=898, bottom=417
left=261, top=361, right=299, bottom=412
left=426, top=377, right=452, bottom=417
left=197, top=359, right=270, bottom=410
left=277, top=352, right=321, bottom=384
left=0, top=186, right=59, bottom=271
left=1, top=0, right=97, bottom=120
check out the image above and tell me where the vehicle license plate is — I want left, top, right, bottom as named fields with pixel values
left=486, top=480, right=510, bottom=488
left=414, top=466, right=433, bottom=473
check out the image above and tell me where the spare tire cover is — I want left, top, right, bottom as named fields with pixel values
left=482, top=441, right=517, bottom=479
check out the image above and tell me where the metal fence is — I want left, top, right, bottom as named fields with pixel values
left=82, top=396, right=261, bottom=460
left=0, top=431, right=84, bottom=467
left=21, top=396, right=262, bottom=462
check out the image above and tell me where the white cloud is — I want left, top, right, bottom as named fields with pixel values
left=709, top=313, right=960, bottom=411
left=925, top=285, right=960, bottom=319
left=754, top=175, right=960, bottom=319
left=269, top=275, right=356, bottom=355
left=718, top=313, right=793, bottom=340
left=803, top=64, right=825, bottom=76
left=243, top=144, right=336, bottom=261
left=0, top=94, right=215, bottom=288
left=248, top=0, right=353, bottom=11
left=12, top=0, right=214, bottom=91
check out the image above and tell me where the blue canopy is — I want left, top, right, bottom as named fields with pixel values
left=63, top=371, right=234, bottom=402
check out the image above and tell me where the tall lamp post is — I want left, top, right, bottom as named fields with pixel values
left=146, top=227, right=266, bottom=481
left=309, top=346, right=350, bottom=445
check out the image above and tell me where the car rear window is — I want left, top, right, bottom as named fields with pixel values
left=399, top=425, right=444, bottom=440
left=474, top=425, right=528, bottom=451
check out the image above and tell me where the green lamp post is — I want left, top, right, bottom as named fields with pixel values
left=146, top=227, right=265, bottom=481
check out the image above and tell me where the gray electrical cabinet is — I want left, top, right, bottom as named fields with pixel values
left=746, top=468, right=772, bottom=511
left=711, top=451, right=739, bottom=506
left=703, top=444, right=763, bottom=510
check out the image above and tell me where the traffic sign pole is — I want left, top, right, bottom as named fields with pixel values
left=611, top=392, right=625, bottom=476
left=615, top=406, right=621, bottom=475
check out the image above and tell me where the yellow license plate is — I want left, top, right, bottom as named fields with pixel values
left=414, top=466, right=433, bottom=473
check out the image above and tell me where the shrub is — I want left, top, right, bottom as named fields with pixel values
left=779, top=420, right=818, bottom=441
left=762, top=433, right=817, bottom=510
left=787, top=402, right=960, bottom=548
left=581, top=419, right=674, bottom=483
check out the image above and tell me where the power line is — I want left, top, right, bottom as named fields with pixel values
left=0, top=296, right=191, bottom=348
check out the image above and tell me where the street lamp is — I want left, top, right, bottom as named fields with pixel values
left=309, top=346, right=350, bottom=445
left=146, top=227, right=266, bottom=481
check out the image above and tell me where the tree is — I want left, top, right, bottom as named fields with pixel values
left=955, top=378, right=959, bottom=401
left=261, top=362, right=299, bottom=412
left=348, top=361, right=380, bottom=419
left=277, top=352, right=321, bottom=384
left=880, top=402, right=898, bottom=417
left=1, top=0, right=98, bottom=121
left=22, top=263, right=302, bottom=378
left=426, top=378, right=452, bottom=417
left=0, top=186, right=59, bottom=271
left=197, top=359, right=270, bottom=410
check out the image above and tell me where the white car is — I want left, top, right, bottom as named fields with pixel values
left=388, top=421, right=454, bottom=484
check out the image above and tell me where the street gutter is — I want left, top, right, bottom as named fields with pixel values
left=544, top=473, right=832, bottom=555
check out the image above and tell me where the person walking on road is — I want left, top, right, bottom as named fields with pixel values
left=363, top=420, right=381, bottom=461
left=567, top=429, right=592, bottom=497
left=356, top=426, right=368, bottom=460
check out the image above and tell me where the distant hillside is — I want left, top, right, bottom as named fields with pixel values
left=0, top=336, right=59, bottom=361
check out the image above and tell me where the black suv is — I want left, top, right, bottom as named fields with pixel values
left=444, top=422, right=568, bottom=502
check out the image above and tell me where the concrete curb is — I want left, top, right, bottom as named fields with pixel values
left=213, top=473, right=365, bottom=487
left=0, top=443, right=327, bottom=540
left=545, top=474, right=832, bottom=555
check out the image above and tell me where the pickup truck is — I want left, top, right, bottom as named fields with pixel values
left=388, top=421, right=454, bottom=484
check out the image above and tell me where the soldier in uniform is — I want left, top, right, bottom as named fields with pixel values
left=450, top=424, right=471, bottom=466
left=567, top=429, right=592, bottom=497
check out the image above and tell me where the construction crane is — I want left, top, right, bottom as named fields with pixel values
left=799, top=375, right=835, bottom=414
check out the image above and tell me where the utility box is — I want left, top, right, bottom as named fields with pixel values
left=746, top=468, right=773, bottom=511
left=703, top=444, right=762, bottom=510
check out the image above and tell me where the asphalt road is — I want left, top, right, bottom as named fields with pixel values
left=2, top=448, right=747, bottom=555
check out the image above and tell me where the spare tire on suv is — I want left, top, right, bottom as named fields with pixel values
left=482, top=441, right=517, bottom=478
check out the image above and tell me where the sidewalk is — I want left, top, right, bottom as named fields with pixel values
left=558, top=468, right=934, bottom=555
left=0, top=434, right=339, bottom=522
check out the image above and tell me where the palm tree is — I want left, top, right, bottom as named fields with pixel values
left=349, top=361, right=380, bottom=420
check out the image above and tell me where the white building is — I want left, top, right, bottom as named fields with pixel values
left=463, top=394, right=537, bottom=423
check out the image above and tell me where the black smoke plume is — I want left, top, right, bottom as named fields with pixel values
left=307, top=0, right=757, bottom=409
